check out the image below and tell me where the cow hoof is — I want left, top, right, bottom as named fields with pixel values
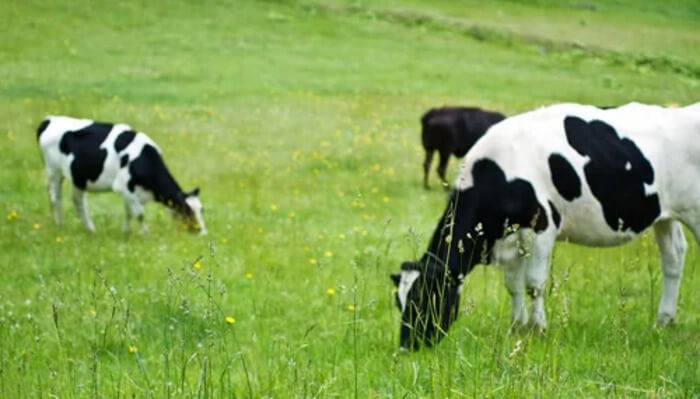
left=530, top=322, right=547, bottom=335
left=530, top=316, right=547, bottom=334
left=656, top=314, right=676, bottom=327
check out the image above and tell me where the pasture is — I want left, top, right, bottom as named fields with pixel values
left=1, top=0, right=699, bottom=396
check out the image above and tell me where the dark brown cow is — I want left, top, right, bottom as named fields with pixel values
left=421, top=106, right=505, bottom=189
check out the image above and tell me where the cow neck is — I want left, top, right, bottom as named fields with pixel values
left=133, top=145, right=189, bottom=214
left=152, top=172, right=188, bottom=213
left=421, top=189, right=484, bottom=281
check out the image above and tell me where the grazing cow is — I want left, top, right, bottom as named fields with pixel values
left=392, top=102, right=700, bottom=350
left=37, top=116, right=207, bottom=235
left=421, top=106, right=505, bottom=189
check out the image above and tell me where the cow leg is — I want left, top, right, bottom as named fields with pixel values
left=525, top=230, right=556, bottom=333
left=504, top=261, right=528, bottom=328
left=137, top=213, right=147, bottom=235
left=46, top=170, right=64, bottom=227
left=437, top=150, right=450, bottom=190
left=122, top=200, right=132, bottom=233
left=654, top=219, right=687, bottom=326
left=123, top=195, right=147, bottom=235
left=423, top=149, right=434, bottom=189
left=495, top=233, right=529, bottom=328
left=72, top=186, right=95, bottom=233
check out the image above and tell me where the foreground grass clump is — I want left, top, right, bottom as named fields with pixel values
left=1, top=0, right=699, bottom=396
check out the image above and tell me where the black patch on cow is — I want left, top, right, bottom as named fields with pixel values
left=128, top=145, right=191, bottom=215
left=37, top=119, right=50, bottom=141
left=548, top=153, right=582, bottom=201
left=422, top=159, right=549, bottom=277
left=120, top=155, right=129, bottom=168
left=114, top=130, right=136, bottom=152
left=548, top=200, right=561, bottom=228
left=58, top=122, right=113, bottom=189
left=563, top=116, right=660, bottom=232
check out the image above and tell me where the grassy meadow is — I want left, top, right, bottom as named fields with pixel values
left=1, top=0, right=699, bottom=396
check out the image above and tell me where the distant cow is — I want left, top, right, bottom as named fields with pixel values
left=393, top=102, right=700, bottom=350
left=421, top=106, right=505, bottom=189
left=37, top=116, right=207, bottom=235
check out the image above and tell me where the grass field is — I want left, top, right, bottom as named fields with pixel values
left=1, top=0, right=699, bottom=396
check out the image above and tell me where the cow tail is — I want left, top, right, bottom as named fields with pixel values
left=37, top=118, right=50, bottom=141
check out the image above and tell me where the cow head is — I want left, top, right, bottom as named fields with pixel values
left=172, top=188, right=207, bottom=235
left=183, top=187, right=207, bottom=235
left=391, top=260, right=462, bottom=351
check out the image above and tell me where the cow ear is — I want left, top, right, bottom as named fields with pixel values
left=390, top=273, right=401, bottom=287
left=189, top=187, right=200, bottom=197
left=401, top=261, right=415, bottom=271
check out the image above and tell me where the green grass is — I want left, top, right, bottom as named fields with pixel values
left=1, top=0, right=699, bottom=396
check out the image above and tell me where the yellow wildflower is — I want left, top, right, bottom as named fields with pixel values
left=128, top=345, right=137, bottom=353
left=6, top=210, right=18, bottom=221
left=55, top=236, right=62, bottom=243
left=245, top=272, right=253, bottom=279
left=324, top=251, right=333, bottom=258
left=193, top=260, right=202, bottom=270
left=347, top=305, right=355, bottom=312
left=309, top=258, right=317, bottom=265
left=270, top=204, right=278, bottom=211
left=225, top=316, right=236, bottom=324
left=326, top=288, right=336, bottom=296
left=33, top=223, right=40, bottom=230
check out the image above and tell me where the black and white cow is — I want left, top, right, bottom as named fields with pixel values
left=421, top=106, right=505, bottom=189
left=37, top=116, right=207, bottom=234
left=393, top=102, right=700, bottom=350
